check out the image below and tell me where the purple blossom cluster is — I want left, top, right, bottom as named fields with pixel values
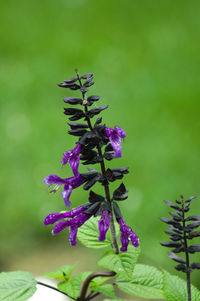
left=43, top=70, right=139, bottom=252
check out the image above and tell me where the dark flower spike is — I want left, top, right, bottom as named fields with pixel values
left=44, top=69, right=139, bottom=255
left=161, top=195, right=200, bottom=301
left=104, top=126, right=126, bottom=158
left=43, top=174, right=83, bottom=207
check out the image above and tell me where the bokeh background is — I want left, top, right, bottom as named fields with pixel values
left=1, top=0, right=200, bottom=298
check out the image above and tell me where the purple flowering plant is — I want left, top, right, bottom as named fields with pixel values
left=1, top=70, right=200, bottom=301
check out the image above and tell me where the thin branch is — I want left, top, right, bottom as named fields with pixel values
left=86, top=292, right=100, bottom=300
left=36, top=281, right=75, bottom=300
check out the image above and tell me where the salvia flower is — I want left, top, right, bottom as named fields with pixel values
left=118, top=218, right=139, bottom=252
left=44, top=205, right=91, bottom=246
left=43, top=174, right=83, bottom=207
left=104, top=126, right=126, bottom=158
left=98, top=210, right=111, bottom=241
left=62, top=143, right=82, bottom=176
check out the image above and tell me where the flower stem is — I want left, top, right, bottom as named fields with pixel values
left=78, top=271, right=116, bottom=301
left=182, top=201, right=191, bottom=301
left=76, top=70, right=119, bottom=254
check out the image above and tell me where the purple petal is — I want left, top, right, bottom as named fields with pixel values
left=109, top=133, right=122, bottom=158
left=62, top=151, right=71, bottom=165
left=120, top=232, right=129, bottom=252
left=62, top=184, right=72, bottom=207
left=98, top=210, right=110, bottom=241
left=62, top=144, right=82, bottom=174
left=73, top=213, right=90, bottom=227
left=64, top=205, right=86, bottom=218
left=69, top=225, right=78, bottom=246
left=43, top=174, right=66, bottom=185
left=73, top=143, right=82, bottom=154
left=104, top=127, right=113, bottom=137
left=71, top=174, right=84, bottom=188
left=44, top=212, right=68, bottom=225
left=69, top=155, right=80, bottom=176
left=118, top=218, right=139, bottom=251
left=115, top=126, right=126, bottom=139
left=52, top=220, right=70, bottom=235
left=130, top=232, right=139, bottom=247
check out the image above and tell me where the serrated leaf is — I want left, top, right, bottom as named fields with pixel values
left=91, top=284, right=116, bottom=298
left=116, top=264, right=164, bottom=299
left=77, top=217, right=119, bottom=249
left=163, top=270, right=200, bottom=301
left=0, top=271, right=37, bottom=301
left=58, top=271, right=91, bottom=299
left=98, top=245, right=140, bottom=280
left=43, top=263, right=77, bottom=280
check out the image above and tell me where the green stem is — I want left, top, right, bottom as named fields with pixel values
left=78, top=271, right=116, bottom=301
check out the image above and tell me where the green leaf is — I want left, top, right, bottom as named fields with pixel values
left=91, top=283, right=116, bottom=298
left=91, top=276, right=110, bottom=286
left=43, top=263, right=77, bottom=280
left=163, top=270, right=200, bottom=301
left=0, top=271, right=37, bottom=301
left=116, top=264, right=164, bottom=299
left=58, top=271, right=91, bottom=299
left=98, top=245, right=140, bottom=279
left=77, top=217, right=119, bottom=249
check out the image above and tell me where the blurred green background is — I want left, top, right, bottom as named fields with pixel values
left=0, top=0, right=200, bottom=294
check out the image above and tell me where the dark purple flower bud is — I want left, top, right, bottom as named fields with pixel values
left=104, top=126, right=126, bottom=158
left=62, top=143, right=82, bottom=176
left=43, top=174, right=83, bottom=207
left=118, top=218, right=139, bottom=252
left=98, top=210, right=110, bottom=241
